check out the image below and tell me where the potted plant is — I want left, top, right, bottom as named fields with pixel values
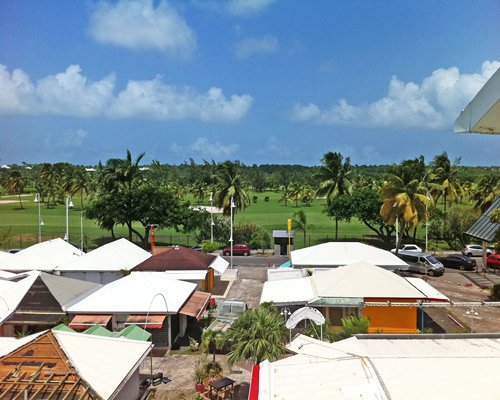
left=192, top=393, right=207, bottom=400
left=194, top=358, right=208, bottom=393
left=189, top=336, right=199, bottom=352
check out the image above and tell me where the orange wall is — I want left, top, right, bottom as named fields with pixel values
left=363, top=298, right=417, bottom=334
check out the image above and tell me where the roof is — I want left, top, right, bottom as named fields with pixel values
left=465, top=197, right=500, bottom=242
left=118, top=324, right=152, bottom=341
left=133, top=245, right=217, bottom=271
left=132, top=270, right=208, bottom=280
left=455, top=66, right=500, bottom=134
left=67, top=272, right=196, bottom=314
left=290, top=242, right=408, bottom=270
left=178, top=290, right=211, bottom=319
left=55, top=238, right=151, bottom=272
left=260, top=262, right=432, bottom=305
left=0, top=238, right=83, bottom=272
left=0, top=271, right=101, bottom=324
left=310, top=261, right=425, bottom=299
left=259, top=334, right=500, bottom=400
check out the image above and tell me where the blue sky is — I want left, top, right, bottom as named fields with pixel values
left=0, top=0, right=499, bottom=166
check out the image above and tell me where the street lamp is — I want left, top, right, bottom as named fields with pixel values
left=230, top=196, right=235, bottom=269
left=34, top=193, right=44, bottom=243
left=466, top=308, right=479, bottom=333
left=425, top=193, right=432, bottom=253
left=280, top=307, right=292, bottom=343
left=64, top=196, right=74, bottom=242
left=209, top=192, right=214, bottom=243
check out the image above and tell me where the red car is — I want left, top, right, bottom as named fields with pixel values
left=486, top=254, right=500, bottom=269
left=223, top=244, right=250, bottom=256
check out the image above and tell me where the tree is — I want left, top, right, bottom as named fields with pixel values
left=316, top=152, right=353, bottom=240
left=201, top=329, right=226, bottom=363
left=472, top=174, right=500, bottom=213
left=380, top=159, right=431, bottom=253
left=2, top=170, right=25, bottom=209
left=214, top=161, right=250, bottom=219
left=429, top=152, right=462, bottom=225
left=292, top=210, right=308, bottom=248
left=225, top=304, right=287, bottom=367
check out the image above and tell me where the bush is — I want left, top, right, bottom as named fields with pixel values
left=202, top=240, right=224, bottom=253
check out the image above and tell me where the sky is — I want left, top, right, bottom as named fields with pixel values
left=0, top=0, right=499, bottom=167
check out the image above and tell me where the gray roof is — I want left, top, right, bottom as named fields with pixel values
left=465, top=197, right=500, bottom=242
left=40, top=272, right=102, bottom=309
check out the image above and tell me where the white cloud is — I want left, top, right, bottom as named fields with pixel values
left=0, top=64, right=253, bottom=122
left=190, top=137, right=239, bottom=157
left=89, top=0, right=196, bottom=58
left=235, top=35, right=278, bottom=59
left=62, top=128, right=89, bottom=147
left=227, top=0, right=276, bottom=16
left=291, top=60, right=500, bottom=129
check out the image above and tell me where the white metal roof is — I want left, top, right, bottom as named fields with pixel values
left=67, top=272, right=196, bottom=314
left=131, top=270, right=207, bottom=280
left=0, top=331, right=45, bottom=357
left=290, top=242, right=408, bottom=269
left=53, top=330, right=152, bottom=400
left=259, top=334, right=500, bottom=400
left=0, top=238, right=83, bottom=272
left=0, top=270, right=15, bottom=278
left=261, top=262, right=431, bottom=305
left=405, top=277, right=449, bottom=301
left=311, top=261, right=425, bottom=299
left=55, top=238, right=151, bottom=272
left=455, top=66, right=500, bottom=134
left=260, top=277, right=315, bottom=305
left=0, top=271, right=39, bottom=323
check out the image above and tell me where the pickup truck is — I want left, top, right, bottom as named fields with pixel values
left=206, top=300, right=247, bottom=332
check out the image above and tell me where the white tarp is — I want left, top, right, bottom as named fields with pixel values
left=209, top=256, right=229, bottom=274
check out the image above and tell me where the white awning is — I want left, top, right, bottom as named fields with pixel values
left=455, top=66, right=500, bottom=134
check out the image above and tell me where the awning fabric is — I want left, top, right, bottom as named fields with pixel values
left=125, top=314, right=166, bottom=329
left=69, top=314, right=112, bottom=330
left=179, top=291, right=211, bottom=320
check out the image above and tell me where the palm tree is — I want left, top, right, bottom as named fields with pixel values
left=472, top=174, right=500, bottom=213
left=213, top=161, right=250, bottom=219
left=429, top=152, right=462, bottom=224
left=292, top=210, right=308, bottom=248
left=3, top=170, right=26, bottom=209
left=316, top=152, right=353, bottom=239
left=201, top=329, right=226, bottom=363
left=380, top=172, right=431, bottom=254
left=102, top=150, right=145, bottom=192
left=225, top=304, right=287, bottom=367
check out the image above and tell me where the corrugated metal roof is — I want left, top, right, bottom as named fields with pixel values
left=465, top=197, right=500, bottom=242
left=133, top=245, right=216, bottom=271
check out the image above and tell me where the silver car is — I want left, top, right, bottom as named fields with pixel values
left=397, top=251, right=445, bottom=276
left=462, top=244, right=494, bottom=257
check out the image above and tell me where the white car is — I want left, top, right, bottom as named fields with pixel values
left=391, top=244, right=423, bottom=253
left=461, top=244, right=494, bottom=257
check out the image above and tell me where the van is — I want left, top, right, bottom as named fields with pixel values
left=397, top=251, right=445, bottom=276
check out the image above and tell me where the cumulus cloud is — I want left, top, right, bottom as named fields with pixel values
left=89, top=0, right=196, bottom=58
left=0, top=64, right=253, bottom=122
left=62, top=128, right=89, bottom=147
left=291, top=60, right=500, bottom=129
left=234, top=35, right=278, bottom=59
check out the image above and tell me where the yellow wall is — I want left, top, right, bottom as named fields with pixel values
left=363, top=298, right=417, bottom=334
left=202, top=269, right=214, bottom=292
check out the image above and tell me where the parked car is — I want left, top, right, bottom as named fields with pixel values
left=397, top=251, right=445, bottom=276
left=391, top=244, right=423, bottom=253
left=461, top=244, right=494, bottom=257
left=439, top=254, right=476, bottom=271
left=486, top=254, right=500, bottom=269
left=223, top=243, right=250, bottom=256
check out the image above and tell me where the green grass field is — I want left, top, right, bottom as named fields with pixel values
left=0, top=191, right=431, bottom=251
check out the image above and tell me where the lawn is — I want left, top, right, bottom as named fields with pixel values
left=0, top=191, right=430, bottom=251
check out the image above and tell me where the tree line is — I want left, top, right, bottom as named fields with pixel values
left=1, top=151, right=498, bottom=250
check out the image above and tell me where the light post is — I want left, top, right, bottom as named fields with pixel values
left=209, top=192, right=214, bottom=243
left=393, top=202, right=399, bottom=250
left=425, top=193, right=431, bottom=253
left=80, top=212, right=84, bottom=251
left=230, top=196, right=235, bottom=269
left=280, top=307, right=291, bottom=343
left=64, top=196, right=74, bottom=242
left=466, top=308, right=479, bottom=333
left=34, top=193, right=44, bottom=243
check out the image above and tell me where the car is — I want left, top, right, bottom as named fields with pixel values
left=486, top=254, right=500, bottom=269
left=223, top=243, right=250, bottom=256
left=461, top=244, right=494, bottom=257
left=391, top=244, right=423, bottom=253
left=439, top=254, right=476, bottom=271
left=397, top=251, right=445, bottom=276
left=191, top=244, right=203, bottom=252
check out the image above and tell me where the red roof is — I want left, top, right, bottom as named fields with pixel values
left=132, top=246, right=216, bottom=271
